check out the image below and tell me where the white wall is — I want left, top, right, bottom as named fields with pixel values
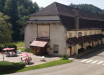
left=48, top=24, right=67, bottom=56
left=29, top=16, right=60, bottom=21
left=25, top=24, right=37, bottom=48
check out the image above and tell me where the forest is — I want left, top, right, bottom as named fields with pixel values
left=0, top=0, right=104, bottom=44
left=70, top=4, right=104, bottom=15
left=0, top=0, right=39, bottom=43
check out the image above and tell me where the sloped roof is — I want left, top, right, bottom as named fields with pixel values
left=29, top=2, right=104, bottom=30
left=30, top=2, right=58, bottom=16
left=30, top=2, right=104, bottom=21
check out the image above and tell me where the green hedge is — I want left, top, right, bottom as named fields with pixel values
left=0, top=61, right=25, bottom=74
left=25, top=48, right=32, bottom=53
left=4, top=43, right=17, bottom=50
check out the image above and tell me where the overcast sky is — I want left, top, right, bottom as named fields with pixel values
left=32, top=0, right=104, bottom=9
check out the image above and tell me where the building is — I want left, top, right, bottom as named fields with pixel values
left=25, top=2, right=104, bottom=56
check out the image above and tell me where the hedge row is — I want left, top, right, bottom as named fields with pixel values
left=4, top=43, right=17, bottom=50
left=0, top=61, right=25, bottom=74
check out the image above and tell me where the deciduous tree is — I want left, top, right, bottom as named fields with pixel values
left=0, top=12, right=13, bottom=44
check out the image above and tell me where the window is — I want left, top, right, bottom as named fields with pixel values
left=53, top=44, right=59, bottom=53
left=78, top=32, right=82, bottom=37
left=38, top=25, right=49, bottom=37
left=84, top=32, right=87, bottom=36
left=90, top=32, right=92, bottom=35
left=69, top=33, right=72, bottom=38
left=30, top=42, right=32, bottom=44
left=95, top=31, right=97, bottom=34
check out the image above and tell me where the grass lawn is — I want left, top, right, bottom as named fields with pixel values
left=13, top=41, right=25, bottom=51
left=18, top=59, right=72, bottom=72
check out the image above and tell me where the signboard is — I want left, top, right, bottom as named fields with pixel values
left=38, top=25, right=49, bottom=37
left=66, top=31, right=72, bottom=39
left=78, top=32, right=82, bottom=37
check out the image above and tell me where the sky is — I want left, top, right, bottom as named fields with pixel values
left=32, top=0, right=104, bottom=9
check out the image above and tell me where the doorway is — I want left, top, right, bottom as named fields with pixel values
left=31, top=45, right=48, bottom=56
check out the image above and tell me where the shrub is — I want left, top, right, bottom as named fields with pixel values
left=13, top=62, right=26, bottom=69
left=0, top=44, right=3, bottom=52
left=0, top=61, right=25, bottom=74
left=25, top=48, right=32, bottom=53
left=4, top=43, right=17, bottom=50
left=62, top=54, right=69, bottom=60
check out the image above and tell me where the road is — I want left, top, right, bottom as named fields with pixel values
left=7, top=49, right=104, bottom=75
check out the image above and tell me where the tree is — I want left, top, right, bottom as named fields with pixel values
left=17, top=1, right=39, bottom=27
left=0, top=12, right=13, bottom=44
left=4, top=0, right=13, bottom=16
left=0, top=0, right=39, bottom=41
left=70, top=4, right=104, bottom=15
left=17, top=0, right=39, bottom=40
left=0, top=0, right=5, bottom=13
left=103, top=10, right=104, bottom=15
left=4, top=0, right=19, bottom=41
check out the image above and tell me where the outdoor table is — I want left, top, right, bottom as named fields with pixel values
left=3, top=48, right=16, bottom=57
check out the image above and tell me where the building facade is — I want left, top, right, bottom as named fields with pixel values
left=67, top=29, right=103, bottom=56
left=25, top=16, right=67, bottom=56
left=25, top=2, right=104, bottom=56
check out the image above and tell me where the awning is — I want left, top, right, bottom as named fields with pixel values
left=30, top=40, right=47, bottom=47
left=36, top=37, right=50, bottom=42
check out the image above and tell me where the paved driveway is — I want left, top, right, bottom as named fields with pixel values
left=0, top=52, right=60, bottom=67
left=7, top=49, right=104, bottom=75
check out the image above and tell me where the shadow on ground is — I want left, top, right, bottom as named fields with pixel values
left=79, top=49, right=104, bottom=59
left=70, top=45, right=104, bottom=59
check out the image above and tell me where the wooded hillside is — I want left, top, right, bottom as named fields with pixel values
left=70, top=4, right=104, bottom=15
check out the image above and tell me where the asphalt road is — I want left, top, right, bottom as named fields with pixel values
left=7, top=49, right=104, bottom=75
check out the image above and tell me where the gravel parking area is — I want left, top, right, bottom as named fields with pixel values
left=0, top=52, right=60, bottom=66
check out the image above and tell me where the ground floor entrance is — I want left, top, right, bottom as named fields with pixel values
left=30, top=38, right=49, bottom=56
left=31, top=45, right=48, bottom=56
